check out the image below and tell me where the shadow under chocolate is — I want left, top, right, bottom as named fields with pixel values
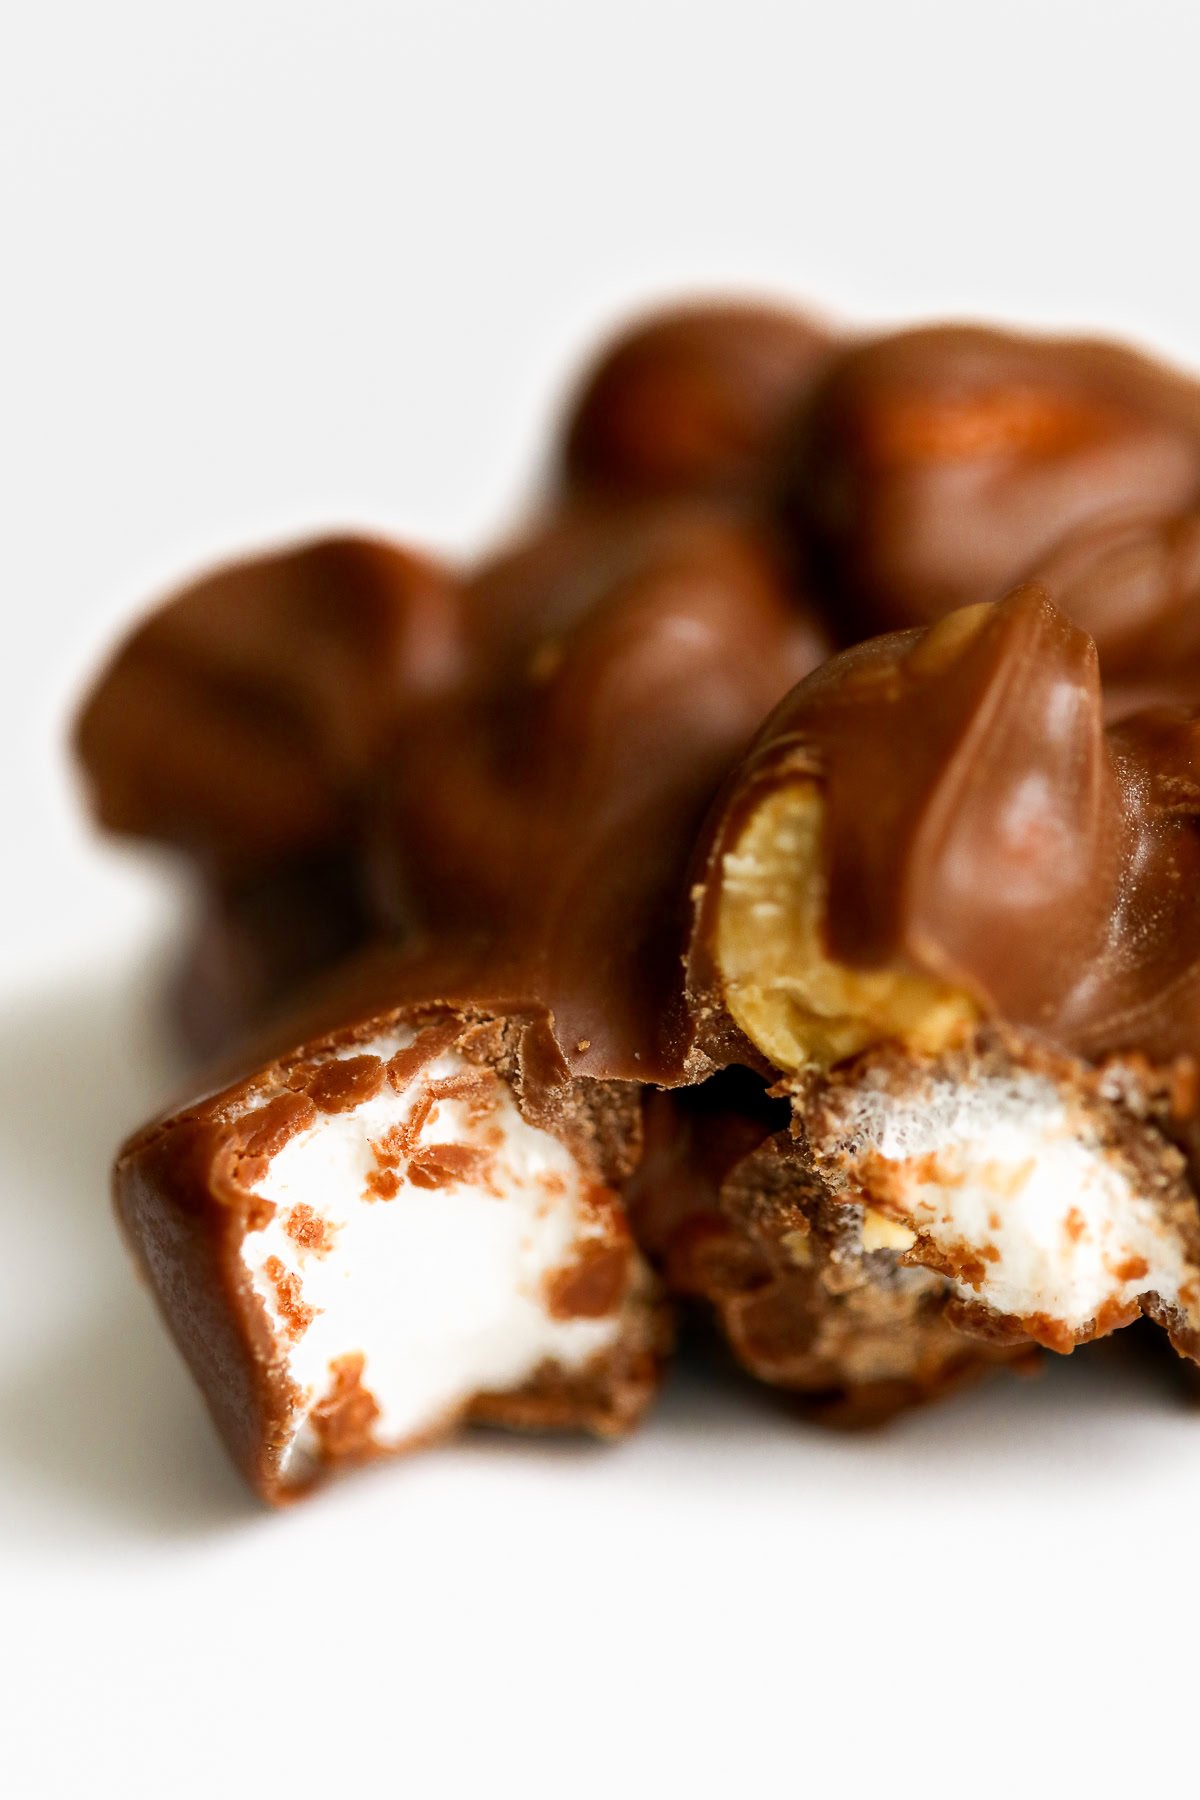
left=0, top=960, right=249, bottom=1540
left=0, top=957, right=1195, bottom=1543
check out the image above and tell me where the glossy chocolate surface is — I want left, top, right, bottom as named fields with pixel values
left=692, top=586, right=1200, bottom=1077
left=74, top=295, right=1200, bottom=1458
left=75, top=534, right=463, bottom=866
left=562, top=300, right=833, bottom=500
left=376, top=506, right=831, bottom=1081
left=1029, top=509, right=1200, bottom=714
left=787, top=324, right=1200, bottom=638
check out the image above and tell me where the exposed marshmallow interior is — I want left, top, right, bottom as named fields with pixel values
left=715, top=781, right=976, bottom=1073
left=240, top=1034, right=624, bottom=1484
left=816, top=1064, right=1198, bottom=1341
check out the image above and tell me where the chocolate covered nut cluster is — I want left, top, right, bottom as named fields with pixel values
left=685, top=588, right=1200, bottom=1403
left=75, top=294, right=1200, bottom=1499
left=624, top=1072, right=1032, bottom=1422
left=1032, top=509, right=1200, bottom=716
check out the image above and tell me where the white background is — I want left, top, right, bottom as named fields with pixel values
left=3, top=3, right=1199, bottom=1794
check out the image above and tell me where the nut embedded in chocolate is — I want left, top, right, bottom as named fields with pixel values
left=687, top=586, right=1200, bottom=1367
left=690, top=587, right=1119, bottom=1075
left=374, top=505, right=832, bottom=1081
left=78, top=296, right=1200, bottom=1478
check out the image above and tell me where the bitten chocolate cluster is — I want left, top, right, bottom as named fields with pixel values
left=75, top=299, right=1200, bottom=1500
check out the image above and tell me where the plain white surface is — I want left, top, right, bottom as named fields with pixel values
left=4, top=3, right=1200, bottom=1794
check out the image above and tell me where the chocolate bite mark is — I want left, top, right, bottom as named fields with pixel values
left=663, top=1115, right=1031, bottom=1415
left=306, top=1054, right=384, bottom=1113
left=310, top=1353, right=382, bottom=1463
left=263, top=1255, right=319, bottom=1341
left=229, top=1027, right=663, bottom=1487
left=806, top=1035, right=1200, bottom=1356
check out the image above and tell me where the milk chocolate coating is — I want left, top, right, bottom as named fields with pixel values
left=116, top=954, right=669, bottom=1503
left=375, top=506, right=832, bottom=1082
left=76, top=299, right=1200, bottom=1464
left=78, top=373, right=840, bottom=1495
left=625, top=1073, right=1030, bottom=1421
left=1028, top=510, right=1200, bottom=714
left=624, top=1068, right=787, bottom=1293
left=562, top=301, right=834, bottom=501
left=75, top=534, right=463, bottom=867
left=691, top=585, right=1200, bottom=1082
left=679, top=592, right=1200, bottom=1388
left=173, top=849, right=377, bottom=1062
left=787, top=325, right=1200, bottom=639
left=797, top=1029, right=1200, bottom=1360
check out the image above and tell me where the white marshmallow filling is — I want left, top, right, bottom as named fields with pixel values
left=812, top=1063, right=1200, bottom=1344
left=238, top=1033, right=627, bottom=1484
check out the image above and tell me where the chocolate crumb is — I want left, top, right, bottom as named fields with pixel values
left=284, top=1203, right=332, bottom=1254
left=364, top=1168, right=401, bottom=1202
left=310, top=1353, right=381, bottom=1462
left=263, top=1255, right=318, bottom=1340
left=545, top=1242, right=631, bottom=1318
left=407, top=1143, right=491, bottom=1190
left=385, top=1023, right=461, bottom=1091
left=306, top=1054, right=384, bottom=1114
left=232, top=1091, right=317, bottom=1186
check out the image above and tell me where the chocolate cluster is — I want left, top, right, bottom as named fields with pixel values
left=75, top=298, right=1200, bottom=1501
